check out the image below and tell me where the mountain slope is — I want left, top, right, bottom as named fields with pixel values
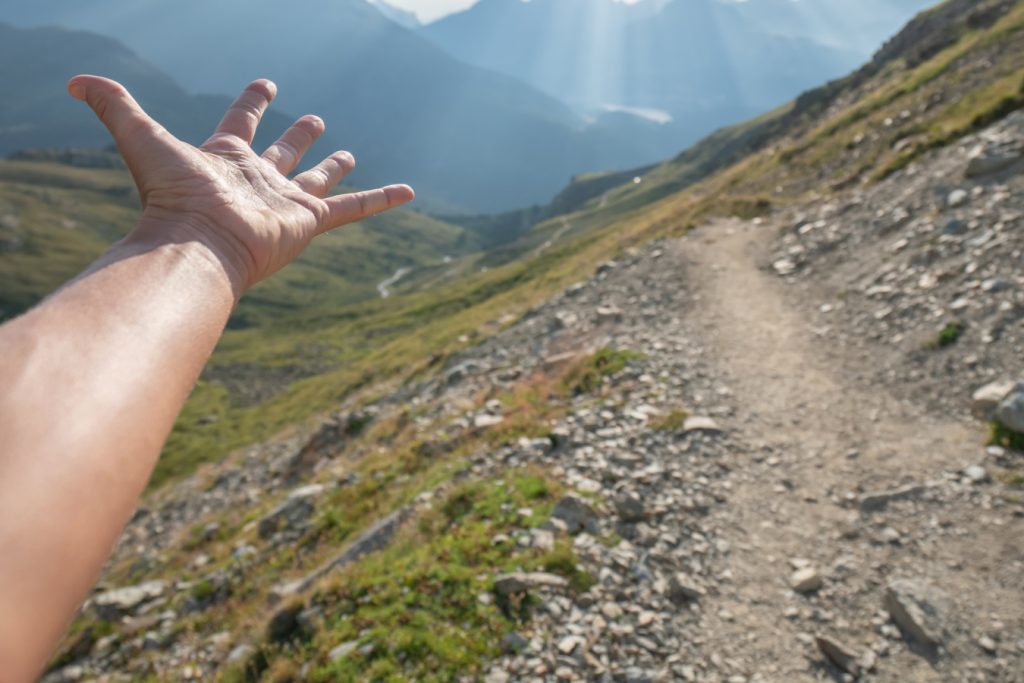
left=0, top=1, right=661, bottom=212
left=35, top=1, right=1024, bottom=680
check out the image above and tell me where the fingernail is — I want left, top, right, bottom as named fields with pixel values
left=68, top=80, right=86, bottom=99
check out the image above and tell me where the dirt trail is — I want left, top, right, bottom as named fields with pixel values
left=674, top=219, right=1020, bottom=681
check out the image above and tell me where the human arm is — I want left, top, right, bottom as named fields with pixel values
left=0, top=75, right=413, bottom=681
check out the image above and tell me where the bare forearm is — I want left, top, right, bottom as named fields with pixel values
left=0, top=71, right=412, bottom=682
left=0, top=223, right=236, bottom=680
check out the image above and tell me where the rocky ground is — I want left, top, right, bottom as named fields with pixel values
left=45, top=114, right=1024, bottom=682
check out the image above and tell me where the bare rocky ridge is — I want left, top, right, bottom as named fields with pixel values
left=45, top=110, right=1024, bottom=683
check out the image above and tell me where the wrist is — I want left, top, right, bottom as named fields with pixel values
left=119, top=212, right=252, bottom=301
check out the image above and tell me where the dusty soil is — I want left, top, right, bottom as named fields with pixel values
left=676, top=218, right=1023, bottom=682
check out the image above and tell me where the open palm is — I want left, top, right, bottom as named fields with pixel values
left=69, top=76, right=414, bottom=291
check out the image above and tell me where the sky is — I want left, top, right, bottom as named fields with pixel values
left=384, top=0, right=646, bottom=23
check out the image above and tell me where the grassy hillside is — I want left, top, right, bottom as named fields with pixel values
left=0, top=158, right=480, bottom=324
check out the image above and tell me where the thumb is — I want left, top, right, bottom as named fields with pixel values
left=68, top=75, right=165, bottom=162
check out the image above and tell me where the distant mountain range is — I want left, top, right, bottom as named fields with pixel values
left=0, top=23, right=336, bottom=164
left=368, top=0, right=421, bottom=28
left=420, top=0, right=936, bottom=116
left=2, top=0, right=935, bottom=212
left=0, top=1, right=669, bottom=212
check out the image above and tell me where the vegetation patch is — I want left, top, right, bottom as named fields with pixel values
left=927, top=320, right=967, bottom=349
left=228, top=472, right=590, bottom=683
left=486, top=373, right=565, bottom=445
left=563, top=348, right=645, bottom=395
left=650, top=409, right=690, bottom=432
left=990, top=421, right=1024, bottom=451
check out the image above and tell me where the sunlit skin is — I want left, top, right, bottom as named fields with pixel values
left=0, top=75, right=413, bottom=682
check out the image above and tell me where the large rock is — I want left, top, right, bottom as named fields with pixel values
left=790, top=568, right=824, bottom=594
left=614, top=493, right=646, bottom=523
left=92, top=580, right=166, bottom=619
left=284, top=412, right=372, bottom=482
left=994, top=385, right=1024, bottom=432
left=815, top=635, right=861, bottom=675
left=551, top=495, right=599, bottom=535
left=885, top=579, right=947, bottom=648
left=444, top=360, right=483, bottom=386
left=267, top=506, right=412, bottom=603
left=258, top=484, right=324, bottom=539
left=501, top=631, right=529, bottom=654
left=859, top=484, right=926, bottom=513
left=966, top=143, right=1024, bottom=178
left=266, top=601, right=305, bottom=642
left=682, top=416, right=722, bottom=434
left=667, top=573, right=705, bottom=603
left=971, top=380, right=1018, bottom=421
left=493, top=572, right=569, bottom=596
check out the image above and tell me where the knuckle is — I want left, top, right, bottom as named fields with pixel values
left=278, top=139, right=300, bottom=159
left=235, top=97, right=265, bottom=120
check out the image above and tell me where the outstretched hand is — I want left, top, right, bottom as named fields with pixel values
left=68, top=75, right=414, bottom=294
left=0, top=76, right=414, bottom=683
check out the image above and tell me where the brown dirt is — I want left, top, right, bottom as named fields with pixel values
left=675, top=218, right=1023, bottom=682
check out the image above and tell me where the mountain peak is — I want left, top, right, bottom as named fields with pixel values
left=366, top=0, right=421, bottom=28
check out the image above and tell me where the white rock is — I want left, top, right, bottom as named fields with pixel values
left=92, top=580, right=166, bottom=618
left=329, top=640, right=359, bottom=661
left=971, top=380, right=1018, bottom=420
left=947, top=189, right=969, bottom=207
left=682, top=416, right=722, bottom=434
left=964, top=465, right=988, bottom=483
left=790, top=568, right=823, bottom=594
left=473, top=414, right=505, bottom=429
left=773, top=258, right=797, bottom=276
left=557, top=635, right=585, bottom=654
left=601, top=602, right=624, bottom=619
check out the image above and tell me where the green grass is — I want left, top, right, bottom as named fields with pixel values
left=928, top=320, right=967, bottom=349
left=651, top=409, right=690, bottom=431
left=222, top=472, right=589, bottom=683
left=990, top=421, right=1024, bottom=451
